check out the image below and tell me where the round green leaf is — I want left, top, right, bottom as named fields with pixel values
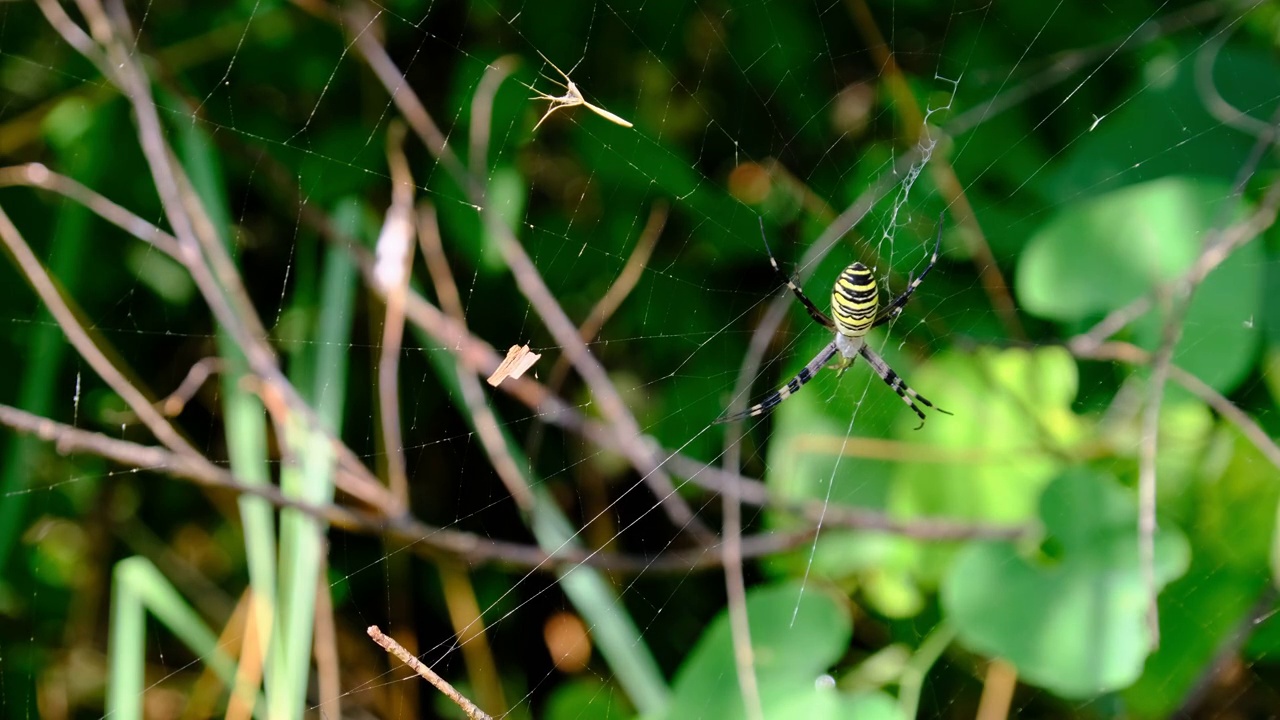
left=942, top=467, right=1190, bottom=699
left=661, top=581, right=857, bottom=720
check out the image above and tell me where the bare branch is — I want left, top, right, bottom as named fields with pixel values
left=367, top=625, right=493, bottom=720
left=346, top=11, right=714, bottom=541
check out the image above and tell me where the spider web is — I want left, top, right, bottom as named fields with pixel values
left=1, top=0, right=1279, bottom=718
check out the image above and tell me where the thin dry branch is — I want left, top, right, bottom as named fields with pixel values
left=367, top=625, right=493, bottom=720
left=375, top=122, right=416, bottom=506
left=1076, top=342, right=1280, bottom=474
left=0, top=400, right=808, bottom=573
left=43, top=0, right=398, bottom=515
left=231, top=121, right=1029, bottom=544
left=0, top=205, right=201, bottom=460
left=419, top=203, right=537, bottom=512
left=545, top=201, right=669, bottom=394
left=1136, top=176, right=1280, bottom=649
left=845, top=0, right=1025, bottom=340
left=346, top=10, right=714, bottom=541
left=0, top=162, right=398, bottom=514
left=470, top=56, right=520, bottom=175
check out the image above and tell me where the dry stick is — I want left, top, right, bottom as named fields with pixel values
left=0, top=162, right=1019, bottom=548
left=1138, top=178, right=1280, bottom=649
left=1195, top=13, right=1276, bottom=139
left=527, top=201, right=669, bottom=463
left=376, top=122, right=416, bottom=506
left=0, top=164, right=181, bottom=257
left=367, top=625, right=494, bottom=720
left=419, top=203, right=538, bottom=511
left=375, top=123, right=424, bottom=720
left=845, top=0, right=1026, bottom=341
left=975, top=659, right=1018, bottom=720
left=0, top=206, right=204, bottom=462
left=0, top=166, right=395, bottom=514
left=438, top=561, right=509, bottom=715
left=44, top=0, right=397, bottom=513
left=313, top=562, right=342, bottom=720
left=721, top=399, right=763, bottom=720
left=1077, top=342, right=1280, bottom=475
left=546, top=201, right=669, bottom=395
left=347, top=10, right=715, bottom=542
left=470, top=56, right=520, bottom=177
left=2, top=400, right=783, bottom=573
left=158, top=357, right=226, bottom=416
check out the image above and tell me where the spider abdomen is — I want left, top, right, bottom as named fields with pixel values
left=831, top=262, right=878, bottom=338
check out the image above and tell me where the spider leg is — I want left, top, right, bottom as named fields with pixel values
left=871, top=217, right=943, bottom=329
left=857, top=343, right=950, bottom=430
left=534, top=48, right=576, bottom=85
left=716, top=341, right=839, bottom=423
left=758, top=217, right=835, bottom=330
left=532, top=101, right=577, bottom=131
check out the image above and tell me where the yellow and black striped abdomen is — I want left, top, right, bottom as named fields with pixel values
left=831, top=262, right=878, bottom=337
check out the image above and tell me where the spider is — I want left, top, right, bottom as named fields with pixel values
left=717, top=219, right=951, bottom=428
left=530, top=50, right=633, bottom=131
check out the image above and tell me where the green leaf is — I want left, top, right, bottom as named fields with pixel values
left=1018, top=178, right=1219, bottom=321
left=892, top=346, right=1083, bottom=525
left=659, top=581, right=890, bottom=720
left=1125, top=420, right=1279, bottom=715
left=943, top=467, right=1190, bottom=699
left=1017, top=176, right=1261, bottom=392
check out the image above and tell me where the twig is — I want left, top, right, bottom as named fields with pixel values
left=548, top=201, right=668, bottom=393
left=721, top=375, right=763, bottom=720
left=313, top=567, right=342, bottom=720
left=1075, top=342, right=1280, bottom=473
left=0, top=162, right=398, bottom=514
left=1195, top=14, right=1275, bottom=139
left=1, top=400, right=772, bottom=573
left=439, top=561, right=508, bottom=715
left=1137, top=176, right=1280, bottom=649
left=367, top=625, right=493, bottom=720
left=0, top=205, right=201, bottom=459
left=234, top=133, right=1030, bottom=544
left=1068, top=174, right=1280, bottom=359
left=0, top=163, right=181, bottom=257
left=158, top=358, right=225, bottom=416
left=375, top=121, right=415, bottom=506
left=470, top=56, right=520, bottom=176
left=845, top=0, right=1025, bottom=340
left=419, top=204, right=536, bottom=511
left=347, top=11, right=714, bottom=541
left=975, top=659, right=1018, bottom=720
left=526, top=201, right=668, bottom=462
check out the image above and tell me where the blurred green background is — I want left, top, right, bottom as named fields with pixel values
left=2, top=0, right=1280, bottom=718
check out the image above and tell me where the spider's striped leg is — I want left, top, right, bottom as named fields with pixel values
left=857, top=344, right=951, bottom=430
left=716, top=341, right=840, bottom=424
left=871, top=219, right=944, bottom=329
left=758, top=218, right=835, bottom=330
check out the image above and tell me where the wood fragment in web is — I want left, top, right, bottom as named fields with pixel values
left=487, top=344, right=542, bottom=387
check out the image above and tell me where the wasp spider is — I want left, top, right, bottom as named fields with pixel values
left=717, top=220, right=951, bottom=428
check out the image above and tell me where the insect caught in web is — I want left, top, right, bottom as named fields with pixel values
left=529, top=50, right=634, bottom=131
left=717, top=219, right=952, bottom=429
